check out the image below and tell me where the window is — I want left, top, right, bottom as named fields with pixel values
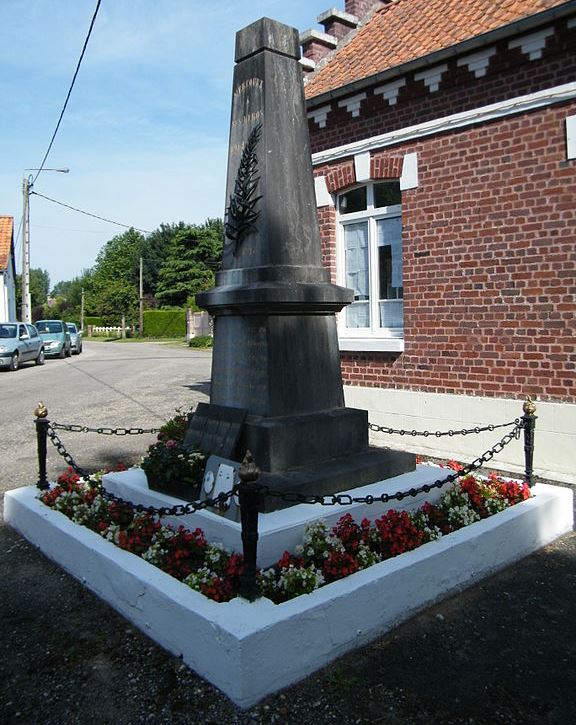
left=337, top=181, right=403, bottom=345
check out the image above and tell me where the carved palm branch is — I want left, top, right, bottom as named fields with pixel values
left=225, top=123, right=263, bottom=253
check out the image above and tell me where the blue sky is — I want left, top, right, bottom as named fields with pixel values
left=0, top=0, right=328, bottom=288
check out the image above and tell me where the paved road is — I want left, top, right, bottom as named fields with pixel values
left=0, top=341, right=212, bottom=504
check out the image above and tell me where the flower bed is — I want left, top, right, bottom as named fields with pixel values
left=39, top=465, right=530, bottom=604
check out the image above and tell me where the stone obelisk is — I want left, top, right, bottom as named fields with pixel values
left=187, top=18, right=414, bottom=509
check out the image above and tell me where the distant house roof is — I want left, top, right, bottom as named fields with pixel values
left=0, top=216, right=14, bottom=273
left=305, top=0, right=570, bottom=100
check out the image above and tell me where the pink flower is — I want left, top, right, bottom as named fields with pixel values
left=165, top=439, right=178, bottom=449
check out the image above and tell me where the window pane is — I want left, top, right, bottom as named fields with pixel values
left=339, top=186, right=367, bottom=214
left=344, top=222, right=370, bottom=328
left=374, top=181, right=401, bottom=208
left=377, top=217, right=403, bottom=300
left=379, top=299, right=403, bottom=329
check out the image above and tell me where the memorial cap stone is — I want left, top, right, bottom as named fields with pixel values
left=235, top=17, right=300, bottom=62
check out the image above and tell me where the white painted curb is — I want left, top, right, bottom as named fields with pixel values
left=102, top=465, right=448, bottom=567
left=3, top=483, right=573, bottom=708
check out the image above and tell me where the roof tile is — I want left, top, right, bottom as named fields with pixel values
left=305, top=0, right=568, bottom=99
left=0, top=216, right=14, bottom=272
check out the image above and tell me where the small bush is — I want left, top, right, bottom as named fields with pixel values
left=188, top=335, right=213, bottom=348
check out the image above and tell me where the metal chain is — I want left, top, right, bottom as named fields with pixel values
left=260, top=421, right=524, bottom=506
left=47, top=425, right=90, bottom=479
left=368, top=418, right=521, bottom=438
left=51, top=422, right=161, bottom=436
left=46, top=423, right=237, bottom=518
left=98, top=485, right=238, bottom=518
left=46, top=420, right=524, bottom=515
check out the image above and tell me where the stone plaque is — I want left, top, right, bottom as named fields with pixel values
left=184, top=403, right=247, bottom=458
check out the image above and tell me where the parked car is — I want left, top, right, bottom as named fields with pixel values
left=35, top=319, right=71, bottom=358
left=0, top=322, right=45, bottom=371
left=65, top=322, right=83, bottom=354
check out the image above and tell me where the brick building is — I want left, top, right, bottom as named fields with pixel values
left=0, top=216, right=17, bottom=321
left=301, top=0, right=576, bottom=481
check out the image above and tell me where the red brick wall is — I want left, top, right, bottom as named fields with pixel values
left=315, top=102, right=576, bottom=403
left=308, top=23, right=576, bottom=155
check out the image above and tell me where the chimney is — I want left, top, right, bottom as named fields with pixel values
left=345, top=1, right=389, bottom=19
left=299, top=28, right=338, bottom=65
left=318, top=8, right=359, bottom=41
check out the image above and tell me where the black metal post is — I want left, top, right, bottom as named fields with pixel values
left=35, top=402, right=49, bottom=490
left=521, top=397, right=537, bottom=488
left=238, top=451, right=261, bottom=601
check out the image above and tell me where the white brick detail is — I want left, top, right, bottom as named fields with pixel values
left=299, top=28, right=338, bottom=48
left=567, top=115, right=576, bottom=160
left=508, top=27, right=554, bottom=61
left=307, top=105, right=332, bottom=128
left=300, top=57, right=316, bottom=72
left=337, top=92, right=367, bottom=118
left=354, top=152, right=371, bottom=182
left=374, top=78, right=406, bottom=105
left=457, top=47, right=496, bottom=78
left=314, top=176, right=333, bottom=207
left=414, top=64, right=448, bottom=92
left=399, top=152, right=418, bottom=191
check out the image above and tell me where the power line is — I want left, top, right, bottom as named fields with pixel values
left=32, top=0, right=102, bottom=185
left=31, top=191, right=152, bottom=234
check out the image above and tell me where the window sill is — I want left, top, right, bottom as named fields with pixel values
left=338, top=337, right=404, bottom=352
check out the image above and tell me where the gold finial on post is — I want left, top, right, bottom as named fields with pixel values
left=522, top=396, right=536, bottom=416
left=34, top=401, right=48, bottom=419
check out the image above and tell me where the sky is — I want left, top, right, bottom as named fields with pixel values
left=0, top=0, right=329, bottom=288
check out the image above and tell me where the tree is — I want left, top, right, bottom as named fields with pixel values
left=98, top=280, right=139, bottom=326
left=30, top=268, right=50, bottom=307
left=155, top=219, right=223, bottom=307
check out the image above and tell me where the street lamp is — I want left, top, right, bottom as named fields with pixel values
left=21, top=168, right=69, bottom=322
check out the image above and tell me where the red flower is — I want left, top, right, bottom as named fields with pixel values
left=322, top=550, right=359, bottom=583
left=374, top=509, right=425, bottom=558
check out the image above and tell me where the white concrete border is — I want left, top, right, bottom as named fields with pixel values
left=102, top=465, right=449, bottom=568
left=4, top=483, right=572, bottom=708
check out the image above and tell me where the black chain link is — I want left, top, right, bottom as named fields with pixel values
left=46, top=420, right=524, bottom=515
left=52, top=423, right=161, bottom=436
left=368, top=419, right=521, bottom=438
left=99, top=485, right=238, bottom=518
left=47, top=425, right=90, bottom=479
left=259, top=421, right=524, bottom=506
left=46, top=423, right=237, bottom=518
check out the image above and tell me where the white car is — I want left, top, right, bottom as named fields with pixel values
left=0, top=322, right=45, bottom=371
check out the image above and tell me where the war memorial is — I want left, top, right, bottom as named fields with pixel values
left=4, top=18, right=573, bottom=708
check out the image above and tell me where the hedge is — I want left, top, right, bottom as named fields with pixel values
left=143, top=309, right=186, bottom=337
left=84, top=316, right=103, bottom=327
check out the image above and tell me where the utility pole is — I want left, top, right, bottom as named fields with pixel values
left=21, top=177, right=32, bottom=323
left=21, top=167, right=69, bottom=323
left=139, top=255, right=144, bottom=337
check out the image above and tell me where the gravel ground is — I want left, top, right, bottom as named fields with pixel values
left=1, top=478, right=574, bottom=725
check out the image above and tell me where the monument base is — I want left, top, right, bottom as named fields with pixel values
left=256, top=447, right=416, bottom=512
left=185, top=403, right=416, bottom=511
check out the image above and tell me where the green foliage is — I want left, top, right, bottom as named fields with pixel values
left=98, top=280, right=139, bottom=326
left=188, top=335, right=213, bottom=348
left=15, top=268, right=50, bottom=314
left=84, top=316, right=102, bottom=326
left=155, top=219, right=223, bottom=307
left=30, top=268, right=50, bottom=307
left=142, top=309, right=186, bottom=337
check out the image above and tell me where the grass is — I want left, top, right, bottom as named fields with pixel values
left=83, top=336, right=212, bottom=349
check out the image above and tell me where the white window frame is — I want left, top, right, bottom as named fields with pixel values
left=336, top=182, right=404, bottom=352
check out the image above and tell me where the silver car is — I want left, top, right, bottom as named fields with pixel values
left=0, top=322, right=45, bottom=371
left=65, top=322, right=83, bottom=354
